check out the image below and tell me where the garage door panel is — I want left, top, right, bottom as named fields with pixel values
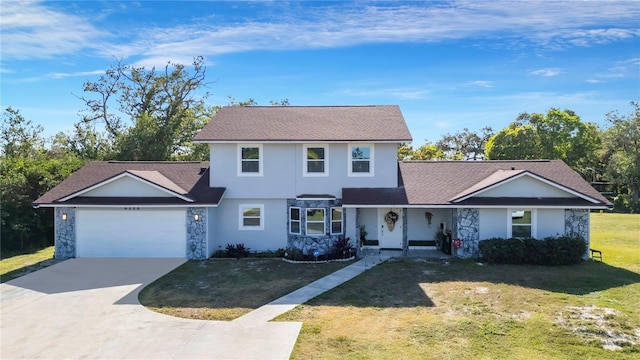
left=77, top=209, right=186, bottom=258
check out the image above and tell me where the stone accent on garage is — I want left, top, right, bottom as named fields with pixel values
left=455, top=208, right=480, bottom=259
left=565, top=209, right=589, bottom=240
left=55, top=207, right=76, bottom=259
left=187, top=207, right=207, bottom=260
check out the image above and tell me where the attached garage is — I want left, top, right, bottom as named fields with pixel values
left=76, top=208, right=186, bottom=258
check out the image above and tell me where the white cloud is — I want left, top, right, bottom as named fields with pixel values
left=530, top=68, right=563, bottom=77
left=47, top=70, right=106, bottom=79
left=586, top=79, right=603, bottom=84
left=467, top=81, right=494, bottom=88
left=0, top=1, right=106, bottom=59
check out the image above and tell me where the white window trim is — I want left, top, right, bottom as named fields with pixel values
left=306, top=208, right=326, bottom=235
left=348, top=143, right=374, bottom=177
left=237, top=144, right=263, bottom=177
left=330, top=207, right=343, bottom=235
left=303, top=144, right=329, bottom=177
left=239, top=204, right=264, bottom=230
left=507, top=208, right=536, bottom=238
left=289, top=207, right=301, bottom=235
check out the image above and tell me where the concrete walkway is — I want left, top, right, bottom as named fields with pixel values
left=235, top=253, right=390, bottom=323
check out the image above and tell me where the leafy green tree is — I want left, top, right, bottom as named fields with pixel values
left=1, top=108, right=85, bottom=252
left=77, top=56, right=213, bottom=160
left=600, top=101, right=640, bottom=210
left=398, top=142, right=445, bottom=160
left=485, top=108, right=601, bottom=174
left=436, top=127, right=493, bottom=160
left=51, top=122, right=114, bottom=160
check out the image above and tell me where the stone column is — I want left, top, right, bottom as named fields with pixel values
left=456, top=208, right=479, bottom=258
left=187, top=207, right=207, bottom=260
left=54, top=207, right=76, bottom=259
left=565, top=209, right=589, bottom=259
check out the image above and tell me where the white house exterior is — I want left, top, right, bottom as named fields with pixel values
left=34, top=105, right=612, bottom=259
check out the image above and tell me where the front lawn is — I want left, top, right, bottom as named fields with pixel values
left=0, top=246, right=58, bottom=283
left=138, top=258, right=353, bottom=320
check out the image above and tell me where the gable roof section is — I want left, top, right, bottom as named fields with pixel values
left=194, top=105, right=413, bottom=142
left=343, top=160, right=612, bottom=208
left=34, top=161, right=225, bottom=207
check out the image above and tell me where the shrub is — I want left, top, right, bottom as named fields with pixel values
left=211, top=249, right=227, bottom=258
left=479, top=235, right=587, bottom=265
left=331, top=237, right=354, bottom=259
left=225, top=243, right=250, bottom=259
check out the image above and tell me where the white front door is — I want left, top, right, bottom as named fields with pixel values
left=378, top=208, right=403, bottom=249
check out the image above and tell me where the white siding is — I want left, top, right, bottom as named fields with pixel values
left=83, top=176, right=173, bottom=197
left=207, top=207, right=217, bottom=256
left=480, top=176, right=574, bottom=198
left=536, top=209, right=565, bottom=238
left=213, top=199, right=287, bottom=251
left=479, top=208, right=508, bottom=239
left=359, top=208, right=378, bottom=241
left=406, top=209, right=450, bottom=240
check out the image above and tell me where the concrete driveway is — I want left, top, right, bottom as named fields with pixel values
left=0, top=258, right=301, bottom=359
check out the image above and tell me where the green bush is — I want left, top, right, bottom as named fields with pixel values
left=479, top=235, right=586, bottom=265
left=225, top=243, right=250, bottom=259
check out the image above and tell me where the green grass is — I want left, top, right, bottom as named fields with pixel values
left=0, top=246, right=58, bottom=283
left=138, top=258, right=353, bottom=320
left=275, top=213, right=640, bottom=359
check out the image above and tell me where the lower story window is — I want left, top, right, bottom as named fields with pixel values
left=306, top=208, right=325, bottom=235
left=331, top=207, right=343, bottom=234
left=239, top=204, right=264, bottom=230
left=511, top=210, right=532, bottom=238
left=290, top=207, right=301, bottom=234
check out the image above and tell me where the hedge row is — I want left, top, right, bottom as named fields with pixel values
left=478, top=235, right=587, bottom=265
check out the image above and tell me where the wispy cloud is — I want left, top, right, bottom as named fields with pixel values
left=467, top=81, right=494, bottom=88
left=2, top=1, right=639, bottom=64
left=335, top=87, right=431, bottom=100
left=47, top=70, right=106, bottom=79
left=530, top=68, right=563, bottom=77
left=0, top=1, right=107, bottom=60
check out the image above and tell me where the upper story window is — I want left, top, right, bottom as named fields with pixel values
left=348, top=144, right=374, bottom=176
left=238, top=144, right=263, bottom=176
left=239, top=204, right=264, bottom=230
left=509, top=209, right=535, bottom=238
left=303, top=144, right=329, bottom=177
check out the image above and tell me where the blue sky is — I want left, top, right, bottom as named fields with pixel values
left=1, top=1, right=639, bottom=145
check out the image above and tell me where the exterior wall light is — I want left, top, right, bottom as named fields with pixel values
left=194, top=214, right=200, bottom=221
left=61, top=213, right=68, bottom=221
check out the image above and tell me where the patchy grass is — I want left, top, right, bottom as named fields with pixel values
left=276, top=213, right=640, bottom=359
left=139, top=258, right=353, bottom=320
left=0, top=246, right=58, bottom=283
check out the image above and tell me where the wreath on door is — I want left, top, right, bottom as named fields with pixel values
left=384, top=211, right=399, bottom=231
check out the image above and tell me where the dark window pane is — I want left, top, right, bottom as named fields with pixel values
left=331, top=222, right=342, bottom=234
left=512, top=225, right=531, bottom=238
left=243, top=218, right=261, bottom=227
left=307, top=160, right=324, bottom=173
left=290, top=222, right=300, bottom=234
left=242, top=161, right=259, bottom=173
left=352, top=160, right=370, bottom=173
left=290, top=208, right=300, bottom=220
left=242, top=147, right=259, bottom=160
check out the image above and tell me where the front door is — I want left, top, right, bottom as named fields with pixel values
left=378, top=208, right=403, bottom=249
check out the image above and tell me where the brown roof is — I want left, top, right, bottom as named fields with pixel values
left=343, top=160, right=612, bottom=208
left=34, top=161, right=225, bottom=207
left=194, top=105, right=413, bottom=142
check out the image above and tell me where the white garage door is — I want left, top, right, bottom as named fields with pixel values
left=76, top=209, right=186, bottom=258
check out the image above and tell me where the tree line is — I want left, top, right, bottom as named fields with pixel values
left=1, top=56, right=638, bottom=254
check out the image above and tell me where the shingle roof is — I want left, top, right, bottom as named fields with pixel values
left=194, top=105, right=413, bottom=142
left=33, top=162, right=225, bottom=206
left=343, top=160, right=612, bottom=208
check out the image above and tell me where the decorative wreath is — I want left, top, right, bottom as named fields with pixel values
left=385, top=211, right=399, bottom=224
left=453, top=238, right=463, bottom=249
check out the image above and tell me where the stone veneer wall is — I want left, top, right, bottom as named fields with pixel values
left=287, top=198, right=342, bottom=255
left=54, top=207, right=76, bottom=259
left=187, top=207, right=207, bottom=260
left=455, top=208, right=480, bottom=258
left=565, top=209, right=590, bottom=258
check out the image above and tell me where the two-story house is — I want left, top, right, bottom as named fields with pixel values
left=34, top=105, right=611, bottom=260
